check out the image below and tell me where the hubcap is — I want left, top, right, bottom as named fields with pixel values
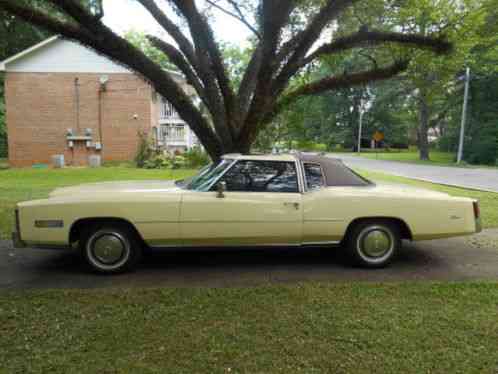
left=92, top=234, right=125, bottom=265
left=361, top=229, right=392, bottom=258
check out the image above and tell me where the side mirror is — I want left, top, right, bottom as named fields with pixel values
left=216, top=181, right=227, bottom=198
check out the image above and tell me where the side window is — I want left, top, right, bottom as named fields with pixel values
left=219, top=161, right=299, bottom=193
left=304, top=163, right=325, bottom=190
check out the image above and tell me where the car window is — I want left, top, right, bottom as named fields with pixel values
left=304, top=163, right=325, bottom=190
left=218, top=161, right=299, bottom=193
left=186, top=159, right=233, bottom=191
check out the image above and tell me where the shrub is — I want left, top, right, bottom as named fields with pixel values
left=183, top=146, right=211, bottom=168
left=143, top=154, right=172, bottom=169
left=134, top=130, right=154, bottom=168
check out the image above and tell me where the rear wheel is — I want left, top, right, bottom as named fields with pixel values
left=346, top=220, right=401, bottom=268
left=81, top=225, right=142, bottom=274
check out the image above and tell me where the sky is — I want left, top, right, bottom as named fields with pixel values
left=102, top=0, right=252, bottom=45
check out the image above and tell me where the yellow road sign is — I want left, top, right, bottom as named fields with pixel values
left=373, top=131, right=384, bottom=142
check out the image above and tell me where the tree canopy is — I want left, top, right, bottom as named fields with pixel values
left=0, top=0, right=453, bottom=160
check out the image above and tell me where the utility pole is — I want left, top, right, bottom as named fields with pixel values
left=357, top=107, right=364, bottom=154
left=457, top=67, right=470, bottom=164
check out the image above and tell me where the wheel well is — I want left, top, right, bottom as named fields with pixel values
left=69, top=217, right=145, bottom=246
left=343, top=217, right=413, bottom=242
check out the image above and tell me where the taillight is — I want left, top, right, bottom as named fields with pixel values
left=473, top=201, right=480, bottom=219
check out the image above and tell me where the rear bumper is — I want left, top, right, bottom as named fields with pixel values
left=12, top=231, right=27, bottom=248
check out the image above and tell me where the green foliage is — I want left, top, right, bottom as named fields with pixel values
left=183, top=146, right=211, bottom=168
left=134, top=130, right=154, bottom=168
left=124, top=30, right=177, bottom=71
left=141, top=147, right=210, bottom=170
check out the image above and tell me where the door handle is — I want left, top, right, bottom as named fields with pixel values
left=284, top=202, right=300, bottom=210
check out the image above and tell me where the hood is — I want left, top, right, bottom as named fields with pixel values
left=49, top=180, right=182, bottom=198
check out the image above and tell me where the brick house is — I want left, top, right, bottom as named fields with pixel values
left=0, top=36, right=199, bottom=167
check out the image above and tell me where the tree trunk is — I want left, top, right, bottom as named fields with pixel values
left=418, top=92, right=430, bottom=161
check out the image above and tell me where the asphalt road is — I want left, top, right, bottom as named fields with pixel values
left=332, top=154, right=498, bottom=193
left=1, top=230, right=497, bottom=290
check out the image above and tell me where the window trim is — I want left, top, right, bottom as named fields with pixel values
left=302, top=162, right=326, bottom=192
left=195, top=158, right=237, bottom=192
left=211, top=159, right=302, bottom=194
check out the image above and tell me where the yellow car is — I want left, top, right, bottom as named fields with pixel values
left=12, top=153, right=481, bottom=274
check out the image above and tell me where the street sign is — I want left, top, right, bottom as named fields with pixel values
left=373, top=131, right=384, bottom=142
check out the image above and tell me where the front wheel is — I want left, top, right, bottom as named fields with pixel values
left=345, top=221, right=401, bottom=268
left=81, top=225, right=142, bottom=274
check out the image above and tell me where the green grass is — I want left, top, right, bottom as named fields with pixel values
left=0, top=167, right=197, bottom=240
left=1, top=283, right=497, bottom=373
left=358, top=150, right=457, bottom=166
left=0, top=158, right=8, bottom=170
left=359, top=169, right=498, bottom=229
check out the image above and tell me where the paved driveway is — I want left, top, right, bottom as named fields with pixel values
left=1, top=230, right=497, bottom=290
left=332, top=154, right=498, bottom=193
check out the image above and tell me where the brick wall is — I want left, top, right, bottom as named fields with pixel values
left=5, top=72, right=153, bottom=167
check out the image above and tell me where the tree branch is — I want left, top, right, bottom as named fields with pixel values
left=146, top=36, right=207, bottom=103
left=300, top=30, right=453, bottom=67
left=276, top=60, right=409, bottom=111
left=172, top=1, right=237, bottom=117
left=205, top=0, right=261, bottom=39
left=0, top=0, right=223, bottom=158
left=136, top=0, right=198, bottom=71
left=0, top=0, right=94, bottom=41
left=45, top=0, right=100, bottom=28
left=273, top=0, right=358, bottom=96
left=276, top=0, right=358, bottom=63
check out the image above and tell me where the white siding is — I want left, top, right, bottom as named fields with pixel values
left=5, top=38, right=132, bottom=74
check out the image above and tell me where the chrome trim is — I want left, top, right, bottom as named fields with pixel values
left=149, top=241, right=340, bottom=249
left=204, top=158, right=303, bottom=194
left=295, top=158, right=306, bottom=194
left=301, top=162, right=326, bottom=193
left=35, top=220, right=64, bottom=228
left=201, top=158, right=237, bottom=192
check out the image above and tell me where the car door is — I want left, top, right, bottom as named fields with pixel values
left=180, top=160, right=303, bottom=246
left=301, top=162, right=344, bottom=244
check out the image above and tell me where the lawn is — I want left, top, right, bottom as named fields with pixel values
left=1, top=283, right=497, bottom=373
left=357, top=150, right=457, bottom=166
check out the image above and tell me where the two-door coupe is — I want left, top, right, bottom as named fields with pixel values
left=13, top=153, right=481, bottom=273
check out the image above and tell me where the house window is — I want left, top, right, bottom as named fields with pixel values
left=161, top=124, right=186, bottom=143
left=160, top=98, right=179, bottom=119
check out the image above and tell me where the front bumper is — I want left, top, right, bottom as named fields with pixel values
left=12, top=231, right=27, bottom=248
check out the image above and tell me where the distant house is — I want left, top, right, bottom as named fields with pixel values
left=0, top=36, right=199, bottom=167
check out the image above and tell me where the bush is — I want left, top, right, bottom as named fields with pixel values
left=183, top=146, right=211, bottom=168
left=466, top=137, right=498, bottom=165
left=134, top=130, right=153, bottom=168
left=143, top=154, right=171, bottom=169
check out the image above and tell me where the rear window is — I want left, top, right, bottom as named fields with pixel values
left=304, top=163, right=325, bottom=190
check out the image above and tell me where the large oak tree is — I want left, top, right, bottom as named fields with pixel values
left=0, top=0, right=452, bottom=160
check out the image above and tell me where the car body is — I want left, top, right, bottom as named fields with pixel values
left=13, top=153, right=482, bottom=273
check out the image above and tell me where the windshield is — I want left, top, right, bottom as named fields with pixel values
left=183, top=159, right=234, bottom=191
